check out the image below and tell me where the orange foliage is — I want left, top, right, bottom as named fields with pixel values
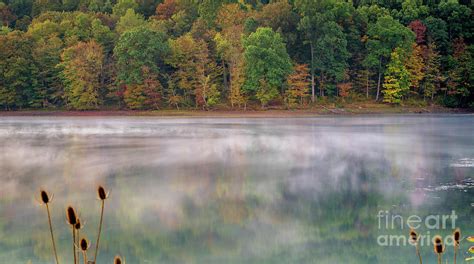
left=337, top=82, right=352, bottom=98
left=285, top=63, right=310, bottom=107
left=155, top=0, right=177, bottom=20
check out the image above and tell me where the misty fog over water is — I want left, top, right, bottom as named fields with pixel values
left=0, top=115, right=473, bottom=263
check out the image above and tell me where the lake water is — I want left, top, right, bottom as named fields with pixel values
left=0, top=115, right=473, bottom=264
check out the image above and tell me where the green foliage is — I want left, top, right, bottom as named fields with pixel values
left=423, top=16, right=448, bottom=53
left=0, top=25, right=11, bottom=34
left=31, top=0, right=60, bottom=17
left=91, top=18, right=116, bottom=52
left=115, top=8, right=145, bottom=34
left=0, top=0, right=473, bottom=109
left=296, top=0, right=351, bottom=98
left=435, top=1, right=472, bottom=42
left=0, top=30, right=38, bottom=109
left=256, top=78, right=279, bottom=107
left=7, top=0, right=33, bottom=19
left=114, top=26, right=169, bottom=85
left=364, top=15, right=415, bottom=69
left=197, top=0, right=229, bottom=27
left=391, top=0, right=429, bottom=25
left=88, top=0, right=113, bottom=13
left=32, top=34, right=63, bottom=107
left=243, top=27, right=292, bottom=106
left=113, top=0, right=138, bottom=17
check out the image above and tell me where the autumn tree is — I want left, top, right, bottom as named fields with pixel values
left=214, top=3, right=248, bottom=108
left=242, top=27, right=292, bottom=107
left=445, top=39, right=473, bottom=106
left=167, top=34, right=221, bottom=108
left=154, top=0, right=177, bottom=20
left=364, top=15, right=415, bottom=101
left=408, top=20, right=426, bottom=45
left=382, top=48, right=410, bottom=104
left=404, top=43, right=424, bottom=93
left=151, top=0, right=198, bottom=37
left=337, top=71, right=352, bottom=98
left=0, top=2, right=16, bottom=26
left=123, top=66, right=162, bottom=109
left=422, top=43, right=442, bottom=100
left=0, top=0, right=473, bottom=109
left=285, top=63, right=310, bottom=108
left=59, top=40, right=104, bottom=110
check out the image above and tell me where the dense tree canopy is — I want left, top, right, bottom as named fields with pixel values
left=243, top=27, right=292, bottom=106
left=0, top=0, right=472, bottom=110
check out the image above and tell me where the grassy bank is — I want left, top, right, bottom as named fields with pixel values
left=0, top=103, right=471, bottom=117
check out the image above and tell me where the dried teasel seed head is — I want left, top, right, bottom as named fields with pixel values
left=453, top=228, right=461, bottom=245
left=66, top=206, right=78, bottom=226
left=97, top=186, right=108, bottom=200
left=433, top=235, right=445, bottom=254
left=114, top=255, right=123, bottom=264
left=80, top=238, right=89, bottom=251
left=74, top=218, right=83, bottom=230
left=40, top=190, right=50, bottom=204
left=409, top=228, right=418, bottom=244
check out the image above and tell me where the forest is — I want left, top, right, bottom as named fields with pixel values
left=0, top=0, right=473, bottom=110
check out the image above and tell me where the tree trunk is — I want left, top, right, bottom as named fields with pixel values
left=375, top=57, right=382, bottom=101
left=320, top=73, right=324, bottom=97
left=366, top=70, right=369, bottom=99
left=222, top=60, right=228, bottom=92
left=310, top=42, right=315, bottom=103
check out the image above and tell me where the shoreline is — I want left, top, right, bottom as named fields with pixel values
left=0, top=106, right=471, bottom=118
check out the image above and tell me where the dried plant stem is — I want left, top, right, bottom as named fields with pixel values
left=437, top=254, right=441, bottom=264
left=46, top=204, right=59, bottom=264
left=94, top=200, right=105, bottom=263
left=72, top=228, right=77, bottom=264
left=76, top=229, right=80, bottom=264
left=82, top=251, right=87, bottom=264
left=454, top=245, right=458, bottom=264
left=415, top=242, right=422, bottom=264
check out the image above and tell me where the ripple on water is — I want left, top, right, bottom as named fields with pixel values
left=423, top=178, right=474, bottom=192
left=450, top=158, right=474, bottom=168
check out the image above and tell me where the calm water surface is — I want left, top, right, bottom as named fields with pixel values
left=0, top=115, right=473, bottom=263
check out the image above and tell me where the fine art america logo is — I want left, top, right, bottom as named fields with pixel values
left=376, top=210, right=458, bottom=246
